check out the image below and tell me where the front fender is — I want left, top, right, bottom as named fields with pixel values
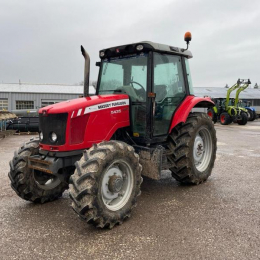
left=169, top=95, right=214, bottom=133
left=246, top=107, right=255, bottom=112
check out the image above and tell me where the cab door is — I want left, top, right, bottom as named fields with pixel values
left=153, top=53, right=186, bottom=136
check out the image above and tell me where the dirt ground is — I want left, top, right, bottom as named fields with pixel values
left=0, top=121, right=260, bottom=260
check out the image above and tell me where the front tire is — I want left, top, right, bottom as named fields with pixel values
left=167, top=112, right=217, bottom=185
left=247, top=109, right=256, bottom=121
left=9, top=138, right=68, bottom=203
left=69, top=141, right=142, bottom=229
left=220, top=112, right=231, bottom=125
left=237, top=112, right=248, bottom=125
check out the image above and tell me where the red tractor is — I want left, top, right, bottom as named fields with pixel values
left=9, top=33, right=217, bottom=229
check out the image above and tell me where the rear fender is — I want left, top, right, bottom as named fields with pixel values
left=169, top=95, right=214, bottom=133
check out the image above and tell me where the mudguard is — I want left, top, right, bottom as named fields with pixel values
left=169, top=95, right=214, bottom=133
left=245, top=107, right=255, bottom=112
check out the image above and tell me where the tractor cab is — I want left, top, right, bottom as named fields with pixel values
left=96, top=41, right=194, bottom=143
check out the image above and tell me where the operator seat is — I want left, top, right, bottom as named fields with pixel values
left=154, top=85, right=167, bottom=102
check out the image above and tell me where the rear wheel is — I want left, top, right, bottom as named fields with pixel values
left=69, top=141, right=142, bottom=229
left=167, top=112, right=217, bottom=185
left=9, top=138, right=68, bottom=203
left=207, top=108, right=217, bottom=124
left=237, top=112, right=248, bottom=125
left=220, top=112, right=231, bottom=125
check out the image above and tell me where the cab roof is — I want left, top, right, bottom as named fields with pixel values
left=99, top=41, right=193, bottom=59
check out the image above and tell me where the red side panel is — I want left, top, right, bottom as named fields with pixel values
left=169, top=95, right=214, bottom=133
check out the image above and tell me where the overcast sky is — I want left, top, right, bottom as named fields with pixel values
left=0, top=0, right=260, bottom=88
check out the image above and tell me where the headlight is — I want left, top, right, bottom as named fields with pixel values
left=50, top=132, right=58, bottom=142
left=39, top=131, right=43, bottom=141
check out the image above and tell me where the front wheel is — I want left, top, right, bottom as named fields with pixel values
left=237, top=112, right=248, bottom=125
left=69, top=141, right=142, bottom=229
left=167, top=112, right=217, bottom=184
left=220, top=112, right=231, bottom=125
left=247, top=109, right=256, bottom=121
left=9, top=138, right=68, bottom=203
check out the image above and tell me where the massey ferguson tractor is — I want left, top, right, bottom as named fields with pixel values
left=9, top=32, right=217, bottom=229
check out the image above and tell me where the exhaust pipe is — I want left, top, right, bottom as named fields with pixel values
left=81, top=45, right=90, bottom=97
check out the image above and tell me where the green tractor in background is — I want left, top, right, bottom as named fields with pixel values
left=232, top=79, right=252, bottom=123
left=207, top=79, right=250, bottom=125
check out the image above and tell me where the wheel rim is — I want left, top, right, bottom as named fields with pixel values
left=220, top=115, right=225, bottom=123
left=207, top=111, right=213, bottom=118
left=33, top=170, right=61, bottom=190
left=193, top=127, right=213, bottom=172
left=101, top=159, right=134, bottom=211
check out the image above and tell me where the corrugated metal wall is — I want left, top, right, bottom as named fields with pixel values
left=1, top=92, right=80, bottom=110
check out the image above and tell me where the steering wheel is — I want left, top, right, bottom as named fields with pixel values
left=129, top=81, right=146, bottom=100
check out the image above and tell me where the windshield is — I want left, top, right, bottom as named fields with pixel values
left=98, top=54, right=148, bottom=102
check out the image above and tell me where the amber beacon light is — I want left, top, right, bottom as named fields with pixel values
left=182, top=31, right=192, bottom=51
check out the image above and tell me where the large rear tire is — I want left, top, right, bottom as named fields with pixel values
left=9, top=138, right=68, bottom=203
left=167, top=112, right=217, bottom=185
left=69, top=141, right=142, bottom=229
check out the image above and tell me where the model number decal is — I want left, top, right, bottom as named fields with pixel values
left=111, top=109, right=121, bottom=114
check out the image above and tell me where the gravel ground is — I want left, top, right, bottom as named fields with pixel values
left=0, top=121, right=260, bottom=260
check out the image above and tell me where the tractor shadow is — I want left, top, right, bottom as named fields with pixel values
left=10, top=170, right=219, bottom=236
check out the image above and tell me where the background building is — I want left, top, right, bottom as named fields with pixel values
left=0, top=83, right=260, bottom=113
left=0, top=83, right=95, bottom=111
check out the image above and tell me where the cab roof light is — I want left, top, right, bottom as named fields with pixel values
left=136, top=44, right=144, bottom=51
left=182, top=31, right=192, bottom=52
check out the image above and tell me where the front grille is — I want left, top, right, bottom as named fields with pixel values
left=39, top=113, right=68, bottom=145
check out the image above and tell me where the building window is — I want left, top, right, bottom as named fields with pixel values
left=16, top=101, right=34, bottom=110
left=41, top=100, right=64, bottom=107
left=0, top=99, right=8, bottom=110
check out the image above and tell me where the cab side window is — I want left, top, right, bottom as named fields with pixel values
left=153, top=53, right=186, bottom=136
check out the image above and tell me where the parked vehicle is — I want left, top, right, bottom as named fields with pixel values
left=233, top=79, right=252, bottom=123
left=9, top=33, right=217, bottom=229
left=6, top=117, right=39, bottom=132
left=239, top=100, right=257, bottom=121
left=207, top=79, right=249, bottom=125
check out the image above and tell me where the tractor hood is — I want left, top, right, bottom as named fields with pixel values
left=38, top=93, right=130, bottom=151
left=39, top=94, right=129, bottom=115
